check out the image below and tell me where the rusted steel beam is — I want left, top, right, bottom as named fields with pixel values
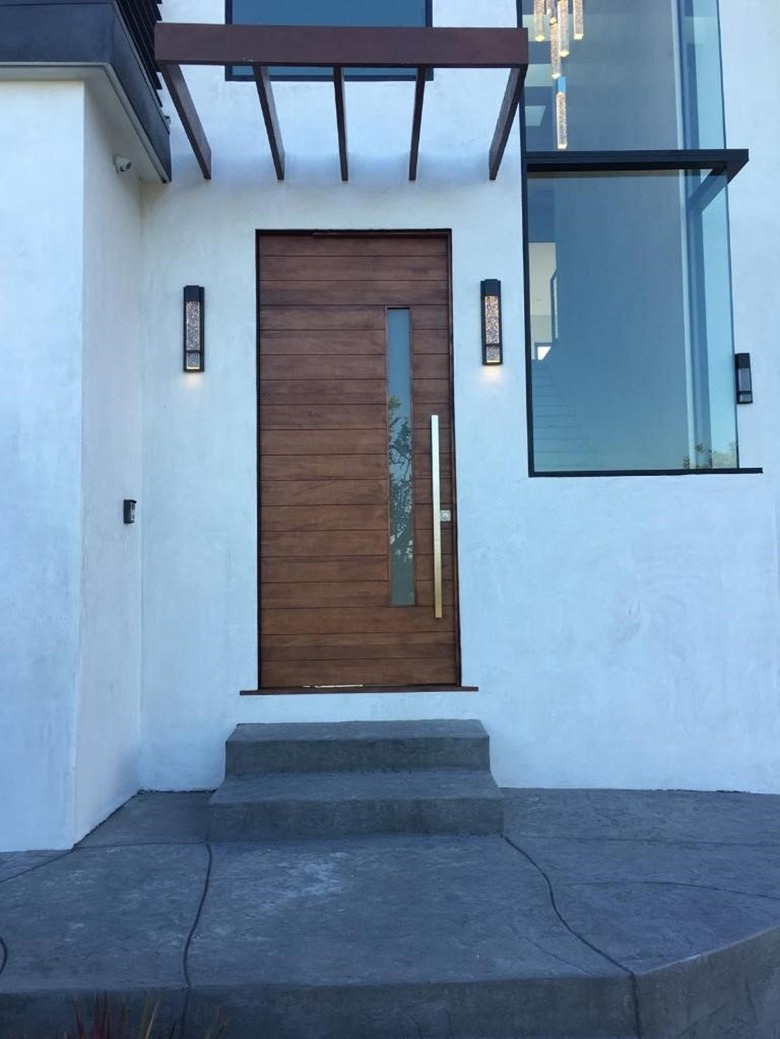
left=409, top=67, right=427, bottom=182
left=489, top=67, right=525, bottom=181
left=158, top=62, right=212, bottom=179
left=333, top=66, right=349, bottom=182
left=253, top=65, right=285, bottom=180
left=155, top=23, right=528, bottom=70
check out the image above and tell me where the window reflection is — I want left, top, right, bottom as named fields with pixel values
left=528, top=171, right=738, bottom=473
left=386, top=309, right=416, bottom=605
left=521, top=0, right=726, bottom=152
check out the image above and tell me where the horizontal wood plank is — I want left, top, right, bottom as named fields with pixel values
left=413, top=353, right=451, bottom=379
left=263, top=629, right=453, bottom=652
left=261, top=657, right=458, bottom=688
left=260, top=479, right=385, bottom=507
left=260, top=305, right=449, bottom=332
left=261, top=555, right=453, bottom=584
left=262, top=640, right=453, bottom=662
left=261, top=605, right=457, bottom=635
left=261, top=530, right=386, bottom=558
left=261, top=580, right=454, bottom=609
left=262, top=454, right=386, bottom=482
left=414, top=378, right=451, bottom=404
left=261, top=504, right=386, bottom=532
left=259, top=236, right=448, bottom=259
left=260, top=330, right=387, bottom=356
left=260, top=404, right=385, bottom=429
left=260, top=255, right=448, bottom=282
left=259, top=378, right=386, bottom=405
left=261, top=429, right=386, bottom=456
left=260, top=281, right=449, bottom=307
left=262, top=557, right=389, bottom=584
left=261, top=353, right=385, bottom=380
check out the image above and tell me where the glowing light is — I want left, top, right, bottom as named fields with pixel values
left=557, top=0, right=570, bottom=56
left=573, top=0, right=584, bottom=40
left=550, top=18, right=562, bottom=79
left=556, top=77, right=568, bottom=150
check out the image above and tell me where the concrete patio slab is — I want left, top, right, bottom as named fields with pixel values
left=1, top=788, right=780, bottom=1038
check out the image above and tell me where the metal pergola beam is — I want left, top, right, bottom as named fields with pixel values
left=154, top=23, right=528, bottom=182
left=158, top=61, right=212, bottom=179
left=489, top=67, right=525, bottom=182
left=333, top=66, right=349, bottom=182
left=253, top=65, right=285, bottom=180
left=409, top=67, right=427, bottom=182
left=156, top=23, right=527, bottom=69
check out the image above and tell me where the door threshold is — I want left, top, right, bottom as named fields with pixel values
left=240, top=685, right=479, bottom=696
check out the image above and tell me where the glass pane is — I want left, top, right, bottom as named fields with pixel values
left=528, top=170, right=737, bottom=473
left=521, top=0, right=725, bottom=151
left=386, top=309, right=415, bottom=605
left=229, top=0, right=428, bottom=80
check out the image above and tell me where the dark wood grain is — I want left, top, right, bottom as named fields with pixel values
left=257, top=233, right=458, bottom=689
left=260, top=280, right=449, bottom=307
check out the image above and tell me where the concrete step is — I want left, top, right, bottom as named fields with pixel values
left=225, top=719, right=491, bottom=775
left=208, top=768, right=504, bottom=840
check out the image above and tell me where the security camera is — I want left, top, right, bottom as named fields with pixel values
left=113, top=155, right=133, bottom=174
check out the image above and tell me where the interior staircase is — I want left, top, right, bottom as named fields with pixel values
left=208, top=719, right=504, bottom=840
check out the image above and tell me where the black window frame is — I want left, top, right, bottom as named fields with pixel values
left=517, top=0, right=758, bottom=478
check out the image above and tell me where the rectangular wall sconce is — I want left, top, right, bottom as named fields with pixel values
left=735, top=352, right=753, bottom=404
left=481, top=279, right=503, bottom=365
left=123, top=499, right=137, bottom=524
left=183, top=285, right=205, bottom=372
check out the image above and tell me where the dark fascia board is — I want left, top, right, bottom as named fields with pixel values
left=527, top=149, right=749, bottom=183
left=0, top=1, right=170, bottom=180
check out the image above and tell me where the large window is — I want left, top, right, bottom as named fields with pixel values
left=522, top=0, right=745, bottom=474
left=227, top=0, right=431, bottom=81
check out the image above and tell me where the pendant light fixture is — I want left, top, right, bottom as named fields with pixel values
left=557, top=0, right=570, bottom=56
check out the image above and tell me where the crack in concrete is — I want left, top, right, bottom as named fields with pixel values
left=0, top=934, right=7, bottom=978
left=509, top=834, right=780, bottom=849
left=74, top=840, right=207, bottom=850
left=518, top=934, right=602, bottom=977
left=180, top=841, right=213, bottom=1033
left=668, top=1000, right=729, bottom=1039
left=0, top=850, right=73, bottom=887
left=567, top=878, right=780, bottom=904
left=503, top=834, right=645, bottom=1039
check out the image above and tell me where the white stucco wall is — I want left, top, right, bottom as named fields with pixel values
left=135, top=0, right=780, bottom=797
left=0, top=80, right=145, bottom=851
left=73, top=89, right=143, bottom=840
left=0, top=82, right=86, bottom=850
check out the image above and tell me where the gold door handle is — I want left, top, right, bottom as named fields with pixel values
left=431, top=414, right=443, bottom=619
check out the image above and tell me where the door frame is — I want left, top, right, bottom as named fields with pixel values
left=252, top=228, right=464, bottom=694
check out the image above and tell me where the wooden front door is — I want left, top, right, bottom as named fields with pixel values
left=257, top=233, right=459, bottom=690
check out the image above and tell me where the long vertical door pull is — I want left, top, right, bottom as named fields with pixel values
left=431, top=414, right=443, bottom=619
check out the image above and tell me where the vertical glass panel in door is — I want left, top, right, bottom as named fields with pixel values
left=386, top=309, right=415, bottom=605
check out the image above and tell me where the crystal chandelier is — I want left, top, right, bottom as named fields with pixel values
left=533, top=0, right=585, bottom=149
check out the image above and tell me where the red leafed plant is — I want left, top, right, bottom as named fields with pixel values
left=57, top=995, right=227, bottom=1039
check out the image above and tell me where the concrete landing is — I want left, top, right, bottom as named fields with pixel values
left=2, top=789, right=780, bottom=1038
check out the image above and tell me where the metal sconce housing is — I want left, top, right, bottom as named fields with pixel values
left=481, top=279, right=503, bottom=365
left=183, top=285, right=205, bottom=372
left=735, top=353, right=753, bottom=404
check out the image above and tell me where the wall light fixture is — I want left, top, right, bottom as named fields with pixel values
left=735, top=353, right=753, bottom=404
left=183, top=286, right=205, bottom=372
left=481, top=280, right=503, bottom=365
